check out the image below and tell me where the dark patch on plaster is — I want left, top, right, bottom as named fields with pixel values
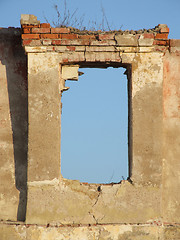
left=0, top=28, right=28, bottom=222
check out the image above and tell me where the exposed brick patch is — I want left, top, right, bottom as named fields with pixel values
left=41, top=34, right=59, bottom=39
left=98, top=33, right=115, bottom=40
left=32, top=28, right=50, bottom=33
left=153, top=40, right=169, bottom=46
left=23, top=39, right=42, bottom=46
left=61, top=34, right=78, bottom=39
left=21, top=21, right=170, bottom=52
left=155, top=33, right=168, bottom=40
left=62, top=58, right=69, bottom=63
left=23, top=28, right=31, bottom=34
left=160, top=27, right=169, bottom=33
left=78, top=35, right=96, bottom=40
left=51, top=28, right=70, bottom=34
left=72, top=39, right=90, bottom=45
left=154, top=46, right=167, bottom=52
left=23, top=39, right=32, bottom=45
left=22, top=24, right=37, bottom=28
left=40, top=23, right=50, bottom=28
left=143, top=33, right=155, bottom=39
left=22, top=34, right=40, bottom=39
left=66, top=46, right=76, bottom=51
left=52, top=40, right=62, bottom=45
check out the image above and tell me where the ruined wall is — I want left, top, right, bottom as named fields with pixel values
left=162, top=42, right=180, bottom=224
left=0, top=15, right=180, bottom=239
left=0, top=28, right=27, bottom=222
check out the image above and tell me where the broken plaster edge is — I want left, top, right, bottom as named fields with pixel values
left=27, top=178, right=60, bottom=187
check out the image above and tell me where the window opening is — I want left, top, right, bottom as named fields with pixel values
left=61, top=67, right=128, bottom=184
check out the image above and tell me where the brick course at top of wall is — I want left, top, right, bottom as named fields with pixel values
left=21, top=21, right=170, bottom=51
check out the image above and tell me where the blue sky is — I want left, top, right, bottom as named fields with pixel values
left=1, top=0, right=179, bottom=183
left=0, top=0, right=180, bottom=38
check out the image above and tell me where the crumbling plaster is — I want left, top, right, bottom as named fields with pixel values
left=0, top=14, right=180, bottom=239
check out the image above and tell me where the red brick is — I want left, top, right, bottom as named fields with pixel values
left=154, top=46, right=167, bottom=52
left=143, top=33, right=154, bottom=39
left=22, top=24, right=38, bottom=28
left=66, top=46, right=76, bottom=51
left=63, top=58, right=69, bottom=63
left=40, top=23, right=51, bottom=28
left=78, top=35, right=96, bottom=40
left=60, top=34, right=78, bottom=39
left=98, top=33, right=115, bottom=40
left=23, top=40, right=41, bottom=46
left=22, top=34, right=40, bottom=39
left=155, top=33, right=169, bottom=39
left=32, top=28, right=50, bottom=33
left=51, top=28, right=70, bottom=33
left=52, top=40, right=62, bottom=45
left=23, top=28, right=31, bottom=34
left=41, top=34, right=59, bottom=39
left=22, top=39, right=32, bottom=45
left=153, top=40, right=169, bottom=46
left=160, top=27, right=169, bottom=33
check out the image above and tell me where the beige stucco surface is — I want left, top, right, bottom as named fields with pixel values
left=162, top=52, right=180, bottom=223
left=25, top=51, right=164, bottom=225
left=1, top=222, right=180, bottom=240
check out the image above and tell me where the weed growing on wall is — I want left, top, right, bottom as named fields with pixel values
left=44, top=0, right=118, bottom=31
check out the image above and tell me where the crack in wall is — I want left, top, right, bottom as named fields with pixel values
left=88, top=212, right=98, bottom=224
left=92, top=190, right=101, bottom=207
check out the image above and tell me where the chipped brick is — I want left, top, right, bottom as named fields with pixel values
left=66, top=46, right=76, bottom=51
left=143, top=33, right=155, bottom=39
left=22, top=39, right=32, bottom=45
left=32, top=28, right=51, bottom=33
left=153, top=40, right=169, bottom=46
left=40, top=23, right=51, bottom=28
left=61, top=34, right=78, bottom=39
left=155, top=33, right=169, bottom=39
left=41, top=34, right=59, bottom=39
left=115, top=34, right=138, bottom=46
left=98, top=33, right=115, bottom=40
left=78, top=35, right=96, bottom=40
left=51, top=28, right=70, bottom=34
left=52, top=40, right=62, bottom=45
left=22, top=34, right=40, bottom=39
left=160, top=27, right=169, bottom=33
left=23, top=27, right=32, bottom=34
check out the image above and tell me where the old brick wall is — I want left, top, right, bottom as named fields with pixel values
left=0, top=15, right=179, bottom=239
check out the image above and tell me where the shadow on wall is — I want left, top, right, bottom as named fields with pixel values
left=0, top=29, right=28, bottom=221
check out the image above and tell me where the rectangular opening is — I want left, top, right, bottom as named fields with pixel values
left=61, top=66, right=129, bottom=184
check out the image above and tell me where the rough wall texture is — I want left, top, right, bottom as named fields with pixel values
left=0, top=15, right=179, bottom=239
left=162, top=48, right=180, bottom=224
left=0, top=28, right=27, bottom=222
